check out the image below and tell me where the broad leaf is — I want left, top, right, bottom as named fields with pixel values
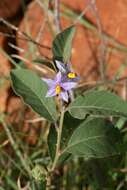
left=11, top=68, right=58, bottom=122
left=47, top=112, right=82, bottom=163
left=61, top=112, right=83, bottom=148
left=65, top=118, right=121, bottom=158
left=52, top=26, right=76, bottom=63
left=47, top=125, right=57, bottom=161
left=48, top=124, right=71, bottom=165
left=69, top=90, right=127, bottom=119
left=58, top=112, right=83, bottom=165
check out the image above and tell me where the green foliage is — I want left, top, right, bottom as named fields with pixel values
left=66, top=118, right=122, bottom=158
left=6, top=21, right=127, bottom=189
left=61, top=112, right=83, bottom=148
left=52, top=25, right=76, bottom=63
left=48, top=113, right=82, bottom=164
left=69, top=90, right=127, bottom=119
left=48, top=125, right=57, bottom=161
left=58, top=113, right=83, bottom=165
left=10, top=68, right=58, bottom=122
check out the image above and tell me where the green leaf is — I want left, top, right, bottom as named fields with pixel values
left=61, top=112, right=83, bottom=148
left=52, top=25, right=76, bottom=63
left=48, top=112, right=82, bottom=164
left=48, top=124, right=71, bottom=165
left=47, top=125, right=57, bottom=161
left=65, top=118, right=121, bottom=158
left=10, top=68, right=58, bottom=122
left=58, top=112, right=83, bottom=165
left=69, top=90, right=127, bottom=119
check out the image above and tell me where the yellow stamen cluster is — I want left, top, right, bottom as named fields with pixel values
left=55, top=85, right=61, bottom=94
left=67, top=72, right=76, bottom=79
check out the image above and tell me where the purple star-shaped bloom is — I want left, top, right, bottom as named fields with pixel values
left=42, top=72, right=77, bottom=102
left=55, top=60, right=80, bottom=82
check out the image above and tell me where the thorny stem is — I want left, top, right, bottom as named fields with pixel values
left=51, top=107, right=65, bottom=172
left=46, top=107, right=65, bottom=189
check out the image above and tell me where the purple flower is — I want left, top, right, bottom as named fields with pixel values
left=42, top=72, right=77, bottom=102
left=55, top=60, right=80, bottom=82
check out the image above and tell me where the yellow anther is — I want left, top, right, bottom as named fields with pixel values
left=67, top=72, right=76, bottom=79
left=55, top=85, right=61, bottom=94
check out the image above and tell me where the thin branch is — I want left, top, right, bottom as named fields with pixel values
left=74, top=0, right=94, bottom=24
left=90, top=0, right=107, bottom=81
left=25, top=117, right=46, bottom=123
left=36, top=16, right=47, bottom=44
left=11, top=54, right=31, bottom=64
left=8, top=42, right=25, bottom=53
left=0, top=18, right=51, bottom=50
left=54, top=0, right=61, bottom=32
left=77, top=76, right=127, bottom=89
left=50, top=107, right=65, bottom=172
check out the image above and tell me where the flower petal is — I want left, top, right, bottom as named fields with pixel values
left=60, top=91, right=69, bottom=102
left=61, top=82, right=77, bottom=90
left=54, top=71, right=62, bottom=83
left=55, top=60, right=66, bottom=73
left=46, top=87, right=56, bottom=97
left=42, top=78, right=54, bottom=87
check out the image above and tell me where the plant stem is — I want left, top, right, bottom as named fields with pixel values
left=46, top=107, right=65, bottom=189
left=54, top=0, right=61, bottom=33
left=46, top=173, right=52, bottom=190
left=90, top=0, right=107, bottom=81
left=51, top=107, right=65, bottom=172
